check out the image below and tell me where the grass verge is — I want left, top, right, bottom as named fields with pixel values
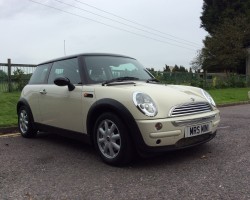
left=0, top=88, right=249, bottom=128
left=0, top=92, right=20, bottom=128
left=208, top=88, right=250, bottom=105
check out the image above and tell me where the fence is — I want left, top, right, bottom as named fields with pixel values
left=1, top=59, right=250, bottom=92
left=0, top=59, right=36, bottom=92
left=151, top=71, right=250, bottom=89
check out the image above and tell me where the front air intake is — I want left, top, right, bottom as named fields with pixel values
left=170, top=102, right=212, bottom=117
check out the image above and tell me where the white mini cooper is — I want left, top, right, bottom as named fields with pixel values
left=17, top=53, right=220, bottom=165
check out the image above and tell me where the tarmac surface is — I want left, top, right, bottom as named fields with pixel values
left=0, top=104, right=250, bottom=199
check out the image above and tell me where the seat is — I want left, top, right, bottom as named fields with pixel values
left=63, top=68, right=81, bottom=84
left=90, top=68, right=106, bottom=81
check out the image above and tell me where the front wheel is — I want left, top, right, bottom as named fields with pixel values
left=93, top=113, right=134, bottom=166
left=18, top=106, right=37, bottom=138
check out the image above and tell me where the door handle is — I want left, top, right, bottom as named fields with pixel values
left=39, top=89, right=47, bottom=95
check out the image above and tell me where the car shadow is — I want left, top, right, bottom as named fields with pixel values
left=36, top=132, right=95, bottom=154
left=130, top=144, right=214, bottom=168
left=35, top=132, right=214, bottom=168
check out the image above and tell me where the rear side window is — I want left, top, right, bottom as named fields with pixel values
left=29, top=64, right=50, bottom=84
left=48, top=58, right=81, bottom=84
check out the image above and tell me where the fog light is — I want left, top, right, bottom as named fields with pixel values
left=155, top=123, right=162, bottom=130
left=156, top=139, right=161, bottom=144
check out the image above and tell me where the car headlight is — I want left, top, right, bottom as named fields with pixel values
left=133, top=92, right=158, bottom=117
left=201, top=89, right=216, bottom=107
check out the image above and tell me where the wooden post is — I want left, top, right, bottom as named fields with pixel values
left=246, top=47, right=250, bottom=76
left=246, top=47, right=250, bottom=86
left=203, top=69, right=207, bottom=89
left=7, top=59, right=12, bottom=92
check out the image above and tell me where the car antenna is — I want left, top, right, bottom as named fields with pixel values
left=64, top=40, right=66, bottom=56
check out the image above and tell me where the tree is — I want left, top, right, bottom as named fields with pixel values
left=200, top=0, right=250, bottom=35
left=190, top=50, right=204, bottom=72
left=198, top=0, right=250, bottom=73
left=179, top=66, right=187, bottom=72
left=172, top=65, right=179, bottom=72
left=203, top=16, right=249, bottom=73
left=13, top=68, right=26, bottom=90
left=0, top=70, right=7, bottom=79
left=164, top=65, right=170, bottom=72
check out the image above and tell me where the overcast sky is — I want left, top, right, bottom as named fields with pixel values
left=0, top=0, right=207, bottom=70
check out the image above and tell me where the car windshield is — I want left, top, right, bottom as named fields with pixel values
left=84, top=56, right=153, bottom=84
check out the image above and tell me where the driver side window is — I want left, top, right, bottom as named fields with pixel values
left=48, top=58, right=81, bottom=84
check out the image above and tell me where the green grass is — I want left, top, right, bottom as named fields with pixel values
left=208, top=88, right=250, bottom=105
left=0, top=92, right=20, bottom=127
left=0, top=88, right=249, bottom=128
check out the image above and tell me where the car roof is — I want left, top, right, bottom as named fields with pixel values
left=38, top=53, right=135, bottom=65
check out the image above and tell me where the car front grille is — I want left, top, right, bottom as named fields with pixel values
left=170, top=102, right=212, bottom=117
left=175, top=133, right=214, bottom=148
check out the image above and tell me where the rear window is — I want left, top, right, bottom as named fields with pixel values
left=29, top=64, right=50, bottom=84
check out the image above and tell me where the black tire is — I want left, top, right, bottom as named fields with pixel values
left=93, top=112, right=134, bottom=166
left=18, top=106, right=37, bottom=138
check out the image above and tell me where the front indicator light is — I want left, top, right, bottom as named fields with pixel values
left=155, top=123, right=162, bottom=130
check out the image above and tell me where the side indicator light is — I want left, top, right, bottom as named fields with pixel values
left=83, top=93, right=93, bottom=98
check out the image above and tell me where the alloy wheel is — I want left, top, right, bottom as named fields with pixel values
left=97, top=119, right=121, bottom=159
left=19, top=109, right=29, bottom=134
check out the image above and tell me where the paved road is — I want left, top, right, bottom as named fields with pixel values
left=0, top=105, right=250, bottom=200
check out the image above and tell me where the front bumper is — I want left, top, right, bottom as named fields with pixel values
left=136, top=132, right=216, bottom=156
left=134, top=110, right=220, bottom=152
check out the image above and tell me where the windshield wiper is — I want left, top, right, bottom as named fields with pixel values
left=102, top=76, right=139, bottom=86
left=146, top=78, right=160, bottom=83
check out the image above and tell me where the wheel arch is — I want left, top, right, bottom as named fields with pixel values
left=17, top=98, right=31, bottom=113
left=86, top=98, right=143, bottom=147
left=17, top=98, right=36, bottom=127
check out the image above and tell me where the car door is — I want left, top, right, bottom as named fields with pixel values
left=27, top=63, right=51, bottom=123
left=39, top=58, right=84, bottom=133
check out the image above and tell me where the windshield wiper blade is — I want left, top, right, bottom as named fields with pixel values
left=102, top=76, right=139, bottom=86
left=146, top=78, right=160, bottom=83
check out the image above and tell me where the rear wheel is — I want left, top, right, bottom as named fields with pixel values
left=93, top=112, right=133, bottom=166
left=18, top=106, right=37, bottom=138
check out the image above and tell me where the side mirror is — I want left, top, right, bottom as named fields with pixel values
left=54, top=77, right=75, bottom=91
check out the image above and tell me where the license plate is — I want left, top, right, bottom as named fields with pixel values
left=185, top=123, right=211, bottom=138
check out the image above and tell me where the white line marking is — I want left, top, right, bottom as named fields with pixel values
left=0, top=133, right=21, bottom=138
left=217, top=126, right=230, bottom=130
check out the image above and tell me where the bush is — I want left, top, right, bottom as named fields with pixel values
left=226, top=75, right=247, bottom=88
left=13, top=68, right=26, bottom=91
left=0, top=70, right=8, bottom=80
left=148, top=71, right=249, bottom=89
